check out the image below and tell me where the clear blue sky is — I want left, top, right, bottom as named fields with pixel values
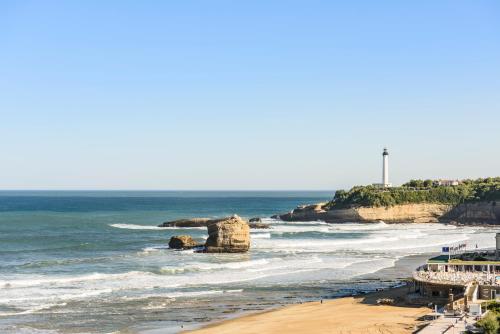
left=1, top=1, right=499, bottom=190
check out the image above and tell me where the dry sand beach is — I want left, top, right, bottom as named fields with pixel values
left=186, top=287, right=430, bottom=334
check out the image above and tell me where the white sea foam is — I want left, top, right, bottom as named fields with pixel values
left=140, top=301, right=171, bottom=310
left=122, top=289, right=229, bottom=301
left=363, top=233, right=472, bottom=252
left=251, top=232, right=271, bottom=239
left=159, top=258, right=273, bottom=274
left=263, top=218, right=329, bottom=225
left=0, top=302, right=68, bottom=316
left=0, top=328, right=60, bottom=334
left=140, top=246, right=170, bottom=253
left=330, top=221, right=388, bottom=231
left=224, top=289, right=243, bottom=293
left=2, top=221, right=498, bottom=324
left=0, top=289, right=113, bottom=304
left=158, top=267, right=186, bottom=275
left=194, top=258, right=271, bottom=270
left=270, top=225, right=332, bottom=234
left=342, top=257, right=398, bottom=276
left=253, top=235, right=401, bottom=253
left=126, top=289, right=245, bottom=306
left=109, top=224, right=165, bottom=230
left=253, top=224, right=491, bottom=255
left=0, top=271, right=155, bottom=289
left=0, top=258, right=279, bottom=307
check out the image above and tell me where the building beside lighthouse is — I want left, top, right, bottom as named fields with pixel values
left=373, top=148, right=392, bottom=188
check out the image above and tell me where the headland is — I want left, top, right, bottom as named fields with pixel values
left=276, top=177, right=500, bottom=224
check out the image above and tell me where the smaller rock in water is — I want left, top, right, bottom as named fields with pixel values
left=248, top=222, right=270, bottom=229
left=249, top=217, right=262, bottom=223
left=168, top=235, right=199, bottom=249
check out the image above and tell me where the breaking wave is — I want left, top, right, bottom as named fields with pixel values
left=109, top=224, right=164, bottom=230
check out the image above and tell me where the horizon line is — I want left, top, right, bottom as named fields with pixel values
left=0, top=189, right=337, bottom=192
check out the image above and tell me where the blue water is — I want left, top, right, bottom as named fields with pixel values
left=0, top=191, right=332, bottom=333
left=0, top=191, right=489, bottom=334
left=0, top=191, right=331, bottom=269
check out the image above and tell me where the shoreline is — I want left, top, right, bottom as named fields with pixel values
left=136, top=254, right=432, bottom=334
left=142, top=254, right=431, bottom=334
left=184, top=285, right=430, bottom=334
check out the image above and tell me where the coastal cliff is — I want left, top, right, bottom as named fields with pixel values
left=277, top=177, right=500, bottom=224
left=278, top=201, right=500, bottom=224
left=443, top=201, right=500, bottom=224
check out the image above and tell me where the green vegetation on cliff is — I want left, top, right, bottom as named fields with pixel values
left=327, top=177, right=500, bottom=208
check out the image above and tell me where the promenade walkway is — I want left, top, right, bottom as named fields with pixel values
left=418, top=315, right=477, bottom=334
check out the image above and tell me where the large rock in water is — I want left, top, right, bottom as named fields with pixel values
left=205, top=215, right=250, bottom=253
left=168, top=235, right=199, bottom=249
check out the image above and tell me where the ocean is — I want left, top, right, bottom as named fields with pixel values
left=0, top=191, right=497, bottom=334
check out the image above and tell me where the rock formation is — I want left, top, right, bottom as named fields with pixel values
left=278, top=201, right=500, bottom=225
left=160, top=217, right=269, bottom=229
left=159, top=217, right=226, bottom=228
left=354, top=203, right=451, bottom=224
left=248, top=222, right=270, bottom=229
left=205, top=215, right=250, bottom=253
left=443, top=202, right=500, bottom=225
left=168, top=235, right=200, bottom=249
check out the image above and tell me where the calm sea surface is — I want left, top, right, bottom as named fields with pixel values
left=0, top=191, right=496, bottom=333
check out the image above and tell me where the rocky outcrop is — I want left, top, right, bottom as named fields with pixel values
left=205, top=215, right=250, bottom=253
left=278, top=201, right=500, bottom=224
left=159, top=217, right=227, bottom=228
left=443, top=202, right=500, bottom=224
left=248, top=222, right=270, bottom=229
left=278, top=202, right=334, bottom=222
left=168, top=235, right=200, bottom=249
left=160, top=217, right=270, bottom=229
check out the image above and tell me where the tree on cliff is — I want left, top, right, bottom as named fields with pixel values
left=327, top=177, right=500, bottom=208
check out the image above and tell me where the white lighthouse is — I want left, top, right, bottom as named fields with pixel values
left=382, top=148, right=391, bottom=188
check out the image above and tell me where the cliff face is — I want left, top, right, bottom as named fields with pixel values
left=279, top=201, right=500, bottom=224
left=442, top=202, right=500, bottom=224
left=354, top=203, right=452, bottom=223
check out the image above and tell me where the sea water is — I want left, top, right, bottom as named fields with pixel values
left=0, top=191, right=497, bottom=333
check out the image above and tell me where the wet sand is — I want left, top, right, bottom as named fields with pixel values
left=182, top=254, right=434, bottom=334
left=185, top=286, right=430, bottom=334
